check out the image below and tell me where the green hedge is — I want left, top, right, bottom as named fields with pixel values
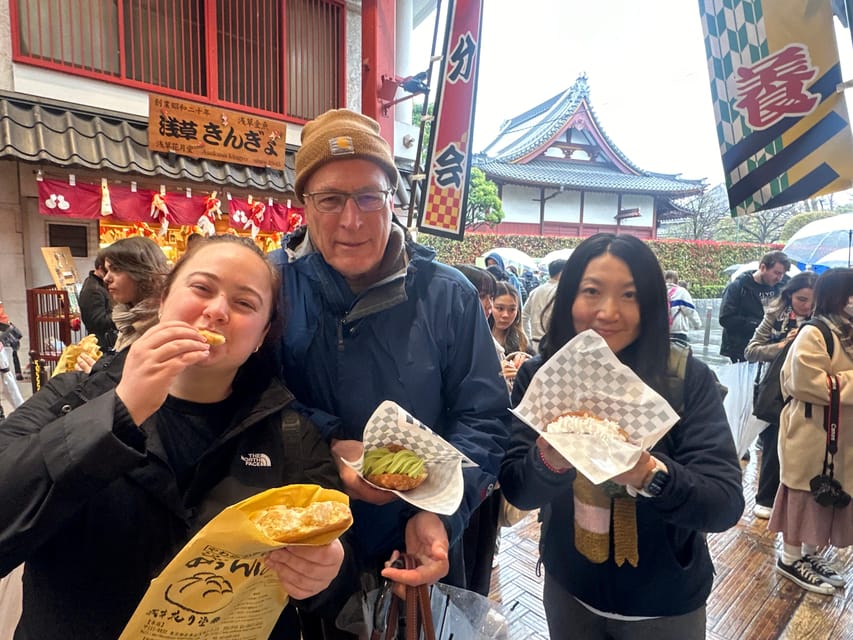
left=417, top=231, right=783, bottom=293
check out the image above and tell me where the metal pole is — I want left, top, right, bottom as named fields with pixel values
left=847, top=0, right=853, bottom=49
left=406, top=1, right=444, bottom=229
left=703, top=307, right=713, bottom=348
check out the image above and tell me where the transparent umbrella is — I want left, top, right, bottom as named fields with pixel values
left=813, top=246, right=853, bottom=271
left=480, top=247, right=538, bottom=273
left=538, top=248, right=574, bottom=269
left=782, top=214, right=853, bottom=269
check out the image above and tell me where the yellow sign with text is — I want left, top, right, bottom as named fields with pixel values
left=148, top=94, right=286, bottom=169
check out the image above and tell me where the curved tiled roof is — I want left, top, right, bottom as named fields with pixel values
left=0, top=91, right=295, bottom=192
left=481, top=75, right=644, bottom=173
left=475, top=157, right=703, bottom=196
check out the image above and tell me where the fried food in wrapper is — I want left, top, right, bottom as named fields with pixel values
left=52, top=334, right=102, bottom=376
left=119, top=484, right=351, bottom=640
left=341, top=401, right=477, bottom=515
left=511, top=330, right=680, bottom=484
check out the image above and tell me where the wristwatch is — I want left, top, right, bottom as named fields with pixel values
left=641, top=458, right=670, bottom=497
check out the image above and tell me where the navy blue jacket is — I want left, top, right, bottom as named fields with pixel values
left=500, top=352, right=744, bottom=617
left=275, top=231, right=510, bottom=565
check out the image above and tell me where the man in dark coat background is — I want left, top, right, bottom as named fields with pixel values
left=78, top=254, right=117, bottom=352
left=719, top=251, right=790, bottom=363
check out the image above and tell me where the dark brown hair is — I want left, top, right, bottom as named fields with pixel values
left=100, top=236, right=169, bottom=304
left=814, top=268, right=853, bottom=316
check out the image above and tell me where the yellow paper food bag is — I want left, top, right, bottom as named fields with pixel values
left=52, top=334, right=102, bottom=376
left=119, top=484, right=351, bottom=640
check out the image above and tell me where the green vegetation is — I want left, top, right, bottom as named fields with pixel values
left=420, top=232, right=781, bottom=296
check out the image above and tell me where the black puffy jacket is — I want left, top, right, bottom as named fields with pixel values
left=719, top=272, right=783, bottom=360
left=0, top=357, right=343, bottom=640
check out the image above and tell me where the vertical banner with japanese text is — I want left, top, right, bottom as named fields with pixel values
left=418, top=0, right=484, bottom=240
left=699, top=0, right=853, bottom=216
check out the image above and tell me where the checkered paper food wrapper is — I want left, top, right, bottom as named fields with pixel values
left=511, top=330, right=680, bottom=485
left=342, top=400, right=477, bottom=515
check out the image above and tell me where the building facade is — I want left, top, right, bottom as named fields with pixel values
left=474, top=74, right=705, bottom=240
left=0, top=0, right=432, bottom=361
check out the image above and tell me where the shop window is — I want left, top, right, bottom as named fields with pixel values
left=47, top=223, right=88, bottom=257
left=13, top=0, right=343, bottom=122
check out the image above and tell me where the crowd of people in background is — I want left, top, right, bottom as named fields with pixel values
left=2, top=108, right=853, bottom=639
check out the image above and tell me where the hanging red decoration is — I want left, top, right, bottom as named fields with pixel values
left=37, top=178, right=304, bottom=235
left=150, top=191, right=171, bottom=236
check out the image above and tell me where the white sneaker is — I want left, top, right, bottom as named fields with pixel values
left=753, top=504, right=772, bottom=519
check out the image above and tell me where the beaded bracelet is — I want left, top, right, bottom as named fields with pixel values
left=538, top=447, right=570, bottom=474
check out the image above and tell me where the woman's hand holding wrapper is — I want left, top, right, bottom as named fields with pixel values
left=266, top=540, right=345, bottom=600
left=537, top=433, right=656, bottom=491
left=330, top=439, right=397, bottom=505
left=612, top=450, right=655, bottom=489
left=537, top=436, right=572, bottom=472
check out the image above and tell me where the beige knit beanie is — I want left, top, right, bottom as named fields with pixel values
left=294, top=109, right=398, bottom=198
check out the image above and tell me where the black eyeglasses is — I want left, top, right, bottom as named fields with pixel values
left=302, top=189, right=394, bottom=214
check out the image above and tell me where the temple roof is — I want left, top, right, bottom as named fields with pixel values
left=476, top=157, right=703, bottom=196
left=475, top=75, right=704, bottom=197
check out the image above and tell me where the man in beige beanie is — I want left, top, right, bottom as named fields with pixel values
left=271, top=109, right=509, bottom=637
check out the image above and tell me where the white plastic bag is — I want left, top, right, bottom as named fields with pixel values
left=712, top=361, right=768, bottom=457
left=336, top=582, right=509, bottom=640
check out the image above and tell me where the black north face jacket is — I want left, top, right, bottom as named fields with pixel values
left=0, top=354, right=345, bottom=640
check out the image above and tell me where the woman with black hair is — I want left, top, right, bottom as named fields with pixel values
left=770, top=268, right=853, bottom=595
left=500, top=233, right=743, bottom=639
left=745, top=271, right=817, bottom=519
left=489, top=281, right=534, bottom=386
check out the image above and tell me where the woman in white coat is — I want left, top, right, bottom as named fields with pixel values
left=770, top=268, right=853, bottom=595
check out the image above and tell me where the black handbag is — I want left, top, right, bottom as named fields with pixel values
left=0, top=322, right=22, bottom=349
left=752, top=342, right=791, bottom=423
left=753, top=319, right=834, bottom=423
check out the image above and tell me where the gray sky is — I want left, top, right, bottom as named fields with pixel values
left=412, top=0, right=853, bottom=191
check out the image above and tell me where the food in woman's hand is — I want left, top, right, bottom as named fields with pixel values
left=198, top=329, right=226, bottom=346
left=249, top=501, right=352, bottom=543
left=54, top=334, right=103, bottom=374
left=546, top=411, right=631, bottom=443
left=362, top=444, right=428, bottom=490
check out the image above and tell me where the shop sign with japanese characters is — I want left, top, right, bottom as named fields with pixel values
left=148, top=95, right=285, bottom=169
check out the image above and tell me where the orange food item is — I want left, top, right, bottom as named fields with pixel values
left=249, top=501, right=352, bottom=543
left=198, top=329, right=226, bottom=346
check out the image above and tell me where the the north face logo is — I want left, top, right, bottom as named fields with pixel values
left=241, top=453, right=272, bottom=467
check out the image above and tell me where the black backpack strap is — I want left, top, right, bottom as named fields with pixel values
left=803, top=318, right=835, bottom=359
left=281, top=410, right=304, bottom=481
left=666, top=339, right=690, bottom=414
left=798, top=319, right=835, bottom=419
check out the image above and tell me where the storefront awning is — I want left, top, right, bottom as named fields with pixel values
left=0, top=91, right=296, bottom=193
